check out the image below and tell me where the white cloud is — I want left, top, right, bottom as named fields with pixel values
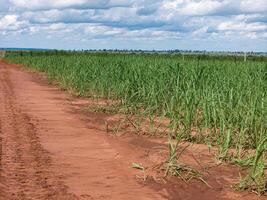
left=218, top=21, right=267, bottom=32
left=0, top=15, right=27, bottom=31
left=84, top=25, right=125, bottom=36
left=9, top=0, right=133, bottom=11
left=0, top=0, right=266, bottom=50
left=240, top=0, right=267, bottom=13
left=176, top=0, right=223, bottom=16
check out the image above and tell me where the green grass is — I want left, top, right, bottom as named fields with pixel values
left=5, top=51, right=267, bottom=193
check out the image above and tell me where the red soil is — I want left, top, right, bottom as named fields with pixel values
left=0, top=61, right=266, bottom=200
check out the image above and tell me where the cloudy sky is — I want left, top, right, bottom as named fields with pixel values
left=0, top=0, right=267, bottom=51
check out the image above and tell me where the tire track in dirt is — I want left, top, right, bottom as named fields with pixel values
left=0, top=66, right=78, bottom=200
left=0, top=109, right=6, bottom=200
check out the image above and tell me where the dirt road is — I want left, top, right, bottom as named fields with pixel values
left=0, top=62, right=265, bottom=200
left=0, top=62, right=168, bottom=200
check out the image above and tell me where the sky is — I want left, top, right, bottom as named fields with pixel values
left=0, top=0, right=267, bottom=51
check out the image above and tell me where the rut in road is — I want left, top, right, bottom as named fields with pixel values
left=0, top=66, right=77, bottom=200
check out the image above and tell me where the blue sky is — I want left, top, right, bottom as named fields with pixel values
left=0, top=0, right=267, bottom=51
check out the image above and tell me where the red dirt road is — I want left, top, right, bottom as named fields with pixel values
left=0, top=62, right=165, bottom=200
left=0, top=62, right=266, bottom=200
